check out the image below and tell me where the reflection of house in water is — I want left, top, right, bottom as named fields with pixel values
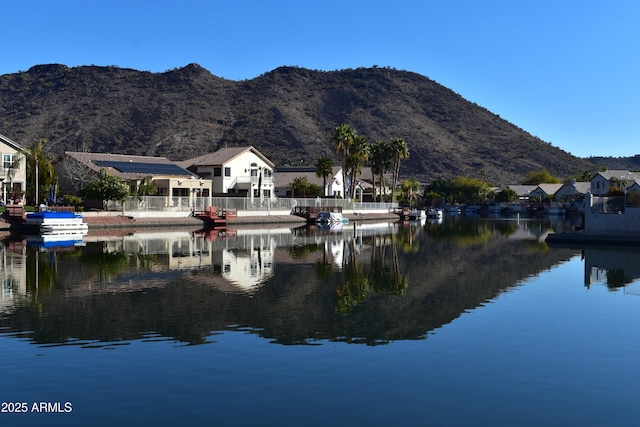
left=212, top=234, right=275, bottom=292
left=583, top=247, right=640, bottom=294
left=0, top=247, right=27, bottom=314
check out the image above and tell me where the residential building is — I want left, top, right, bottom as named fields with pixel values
left=0, top=134, right=27, bottom=203
left=590, top=170, right=640, bottom=196
left=274, top=166, right=344, bottom=198
left=180, top=146, right=275, bottom=200
left=529, top=183, right=564, bottom=201
left=57, top=151, right=209, bottom=206
left=554, top=180, right=591, bottom=202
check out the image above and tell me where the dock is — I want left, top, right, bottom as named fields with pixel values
left=292, top=206, right=343, bottom=223
left=192, top=206, right=238, bottom=228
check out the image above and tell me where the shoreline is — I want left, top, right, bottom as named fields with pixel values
left=1, top=212, right=401, bottom=232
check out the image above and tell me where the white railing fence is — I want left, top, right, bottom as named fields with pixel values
left=121, top=196, right=397, bottom=215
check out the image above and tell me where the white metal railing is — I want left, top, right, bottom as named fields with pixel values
left=121, top=196, right=398, bottom=214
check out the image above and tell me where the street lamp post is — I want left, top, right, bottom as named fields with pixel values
left=35, top=157, right=39, bottom=210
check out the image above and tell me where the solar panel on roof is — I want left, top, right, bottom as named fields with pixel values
left=93, top=160, right=193, bottom=176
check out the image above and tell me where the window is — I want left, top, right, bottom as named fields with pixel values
left=224, top=167, right=231, bottom=177
left=213, top=167, right=222, bottom=177
left=3, top=154, right=13, bottom=170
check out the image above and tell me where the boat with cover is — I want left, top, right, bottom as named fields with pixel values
left=316, top=211, right=349, bottom=225
left=427, top=208, right=444, bottom=219
left=407, top=209, right=426, bottom=220
left=24, top=210, right=88, bottom=234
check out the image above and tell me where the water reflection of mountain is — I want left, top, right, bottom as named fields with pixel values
left=0, top=220, right=580, bottom=346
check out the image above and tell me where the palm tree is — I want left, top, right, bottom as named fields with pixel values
left=346, top=135, right=370, bottom=199
left=332, top=124, right=355, bottom=198
left=399, top=178, right=421, bottom=207
left=370, top=140, right=392, bottom=202
left=26, top=138, right=57, bottom=205
left=390, top=137, right=409, bottom=203
left=315, top=155, right=334, bottom=196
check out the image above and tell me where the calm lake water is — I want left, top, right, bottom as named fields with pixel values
left=1, top=215, right=640, bottom=426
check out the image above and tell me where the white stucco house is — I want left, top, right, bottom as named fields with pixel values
left=180, top=146, right=276, bottom=200
left=0, top=133, right=28, bottom=203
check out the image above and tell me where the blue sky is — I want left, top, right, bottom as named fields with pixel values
left=3, top=0, right=639, bottom=158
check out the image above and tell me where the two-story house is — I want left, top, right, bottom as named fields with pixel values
left=180, top=146, right=276, bottom=200
left=590, top=170, right=640, bottom=196
left=0, top=133, right=27, bottom=204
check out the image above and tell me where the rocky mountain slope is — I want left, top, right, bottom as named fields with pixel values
left=0, top=63, right=594, bottom=185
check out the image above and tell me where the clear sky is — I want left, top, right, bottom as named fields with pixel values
left=3, top=0, right=639, bottom=158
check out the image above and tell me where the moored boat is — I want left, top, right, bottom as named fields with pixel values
left=316, top=211, right=349, bottom=225
left=24, top=210, right=89, bottom=234
left=407, top=209, right=426, bottom=220
left=427, top=208, right=444, bottom=219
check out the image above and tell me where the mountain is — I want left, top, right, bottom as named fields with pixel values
left=588, top=155, right=640, bottom=171
left=0, top=63, right=593, bottom=185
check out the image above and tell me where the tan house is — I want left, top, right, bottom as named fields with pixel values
left=180, top=146, right=276, bottom=200
left=0, top=133, right=27, bottom=203
left=57, top=151, right=210, bottom=205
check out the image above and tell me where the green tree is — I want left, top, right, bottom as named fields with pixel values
left=521, top=170, right=560, bottom=185
left=137, top=176, right=156, bottom=196
left=81, top=170, right=130, bottom=210
left=495, top=187, right=517, bottom=203
left=390, top=137, right=409, bottom=202
left=346, top=134, right=370, bottom=199
left=26, top=138, right=58, bottom=205
left=398, top=178, right=421, bottom=207
left=332, top=124, right=356, bottom=198
left=315, top=155, right=333, bottom=196
left=370, top=140, right=392, bottom=202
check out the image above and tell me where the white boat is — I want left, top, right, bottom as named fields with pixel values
left=24, top=211, right=89, bottom=234
left=407, top=209, right=426, bottom=220
left=316, top=211, right=348, bottom=225
left=427, top=208, right=443, bottom=219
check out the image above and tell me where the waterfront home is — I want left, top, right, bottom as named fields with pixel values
left=0, top=133, right=27, bottom=203
left=274, top=166, right=344, bottom=198
left=529, top=183, right=563, bottom=201
left=179, top=146, right=275, bottom=201
left=57, top=151, right=208, bottom=207
left=589, top=170, right=640, bottom=196
left=555, top=180, right=590, bottom=202
left=506, top=185, right=537, bottom=202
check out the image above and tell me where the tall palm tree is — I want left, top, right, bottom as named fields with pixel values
left=370, top=140, right=392, bottom=202
left=346, top=135, right=370, bottom=199
left=26, top=138, right=57, bottom=205
left=332, top=124, right=355, bottom=198
left=390, top=137, right=409, bottom=203
left=315, top=155, right=334, bottom=196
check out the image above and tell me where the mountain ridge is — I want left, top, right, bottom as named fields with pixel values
left=0, top=63, right=594, bottom=185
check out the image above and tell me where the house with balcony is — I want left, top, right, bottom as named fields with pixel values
left=180, top=146, right=276, bottom=200
left=0, top=133, right=27, bottom=204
